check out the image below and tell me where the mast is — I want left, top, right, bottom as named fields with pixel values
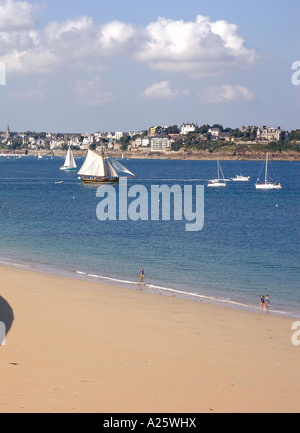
left=265, top=153, right=268, bottom=183
left=101, top=149, right=107, bottom=177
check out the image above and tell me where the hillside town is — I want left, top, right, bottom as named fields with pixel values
left=0, top=122, right=299, bottom=158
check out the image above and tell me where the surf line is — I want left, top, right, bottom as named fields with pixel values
left=95, top=177, right=204, bottom=232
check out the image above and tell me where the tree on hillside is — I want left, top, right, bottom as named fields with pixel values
left=289, top=130, right=300, bottom=140
left=211, top=124, right=223, bottom=131
left=198, top=124, right=210, bottom=134
left=165, top=125, right=179, bottom=134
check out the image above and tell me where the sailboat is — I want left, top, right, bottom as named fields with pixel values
left=255, top=153, right=282, bottom=190
left=60, top=146, right=77, bottom=171
left=207, top=160, right=226, bottom=187
left=77, top=149, right=135, bottom=183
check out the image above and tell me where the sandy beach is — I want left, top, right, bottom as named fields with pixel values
left=0, top=264, right=299, bottom=413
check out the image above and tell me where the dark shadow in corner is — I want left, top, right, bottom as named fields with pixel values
left=0, top=295, right=14, bottom=345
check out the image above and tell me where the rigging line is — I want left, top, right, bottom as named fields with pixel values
left=256, top=163, right=264, bottom=182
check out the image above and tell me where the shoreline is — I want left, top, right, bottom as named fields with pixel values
left=1, top=149, right=299, bottom=161
left=0, top=263, right=299, bottom=413
left=1, top=257, right=299, bottom=320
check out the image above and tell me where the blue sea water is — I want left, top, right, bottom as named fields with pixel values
left=0, top=154, right=299, bottom=317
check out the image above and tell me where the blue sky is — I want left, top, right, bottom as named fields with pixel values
left=0, top=0, right=299, bottom=133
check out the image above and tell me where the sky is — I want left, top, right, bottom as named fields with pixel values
left=0, top=0, right=299, bottom=133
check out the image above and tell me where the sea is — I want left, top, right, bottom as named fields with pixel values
left=0, top=154, right=299, bottom=318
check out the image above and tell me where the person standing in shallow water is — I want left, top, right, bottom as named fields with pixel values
left=265, top=295, right=270, bottom=313
left=260, top=295, right=265, bottom=311
left=140, top=267, right=145, bottom=282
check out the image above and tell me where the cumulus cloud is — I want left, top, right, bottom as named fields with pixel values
left=0, top=0, right=37, bottom=31
left=1, top=46, right=62, bottom=74
left=97, top=20, right=137, bottom=54
left=141, top=80, right=178, bottom=99
left=201, top=84, right=255, bottom=103
left=135, top=15, right=257, bottom=76
left=0, top=13, right=137, bottom=73
left=0, top=4, right=257, bottom=77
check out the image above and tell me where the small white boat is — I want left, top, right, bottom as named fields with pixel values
left=255, top=153, right=282, bottom=190
left=230, top=174, right=250, bottom=181
left=207, top=160, right=226, bottom=187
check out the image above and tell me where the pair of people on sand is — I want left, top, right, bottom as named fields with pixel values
left=260, top=295, right=270, bottom=312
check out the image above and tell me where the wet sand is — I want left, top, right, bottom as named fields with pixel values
left=0, top=264, right=299, bottom=413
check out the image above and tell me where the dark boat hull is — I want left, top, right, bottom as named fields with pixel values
left=80, top=176, right=119, bottom=184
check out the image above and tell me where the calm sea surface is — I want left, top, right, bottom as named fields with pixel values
left=0, top=155, right=299, bottom=317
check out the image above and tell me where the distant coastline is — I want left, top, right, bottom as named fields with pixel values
left=3, top=148, right=299, bottom=161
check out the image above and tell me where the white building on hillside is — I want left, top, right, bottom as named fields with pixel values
left=180, top=123, right=197, bottom=135
left=114, top=131, right=123, bottom=141
left=257, top=126, right=289, bottom=141
left=208, top=127, right=220, bottom=137
left=134, top=136, right=150, bottom=147
left=151, top=135, right=172, bottom=152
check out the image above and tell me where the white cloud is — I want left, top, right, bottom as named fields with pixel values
left=141, top=80, right=178, bottom=99
left=72, top=77, right=114, bottom=106
left=201, top=84, right=255, bottom=103
left=135, top=15, right=257, bottom=76
left=210, top=19, right=256, bottom=61
left=1, top=47, right=62, bottom=73
left=97, top=20, right=137, bottom=54
left=0, top=6, right=257, bottom=77
left=43, top=16, right=97, bottom=56
left=0, top=0, right=37, bottom=31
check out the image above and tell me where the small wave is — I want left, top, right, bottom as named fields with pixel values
left=76, top=270, right=141, bottom=286
left=75, top=270, right=300, bottom=318
left=0, top=259, right=31, bottom=268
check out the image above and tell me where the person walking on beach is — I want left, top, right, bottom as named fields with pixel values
left=265, top=295, right=270, bottom=313
left=139, top=267, right=145, bottom=282
left=260, top=295, right=265, bottom=311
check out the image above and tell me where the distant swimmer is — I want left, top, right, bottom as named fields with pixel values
left=139, top=267, right=145, bottom=282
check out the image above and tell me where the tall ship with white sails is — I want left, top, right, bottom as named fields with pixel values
left=77, top=149, right=135, bottom=183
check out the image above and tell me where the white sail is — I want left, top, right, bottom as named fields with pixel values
left=107, top=157, right=135, bottom=177
left=64, top=147, right=77, bottom=169
left=77, top=149, right=106, bottom=177
left=78, top=149, right=136, bottom=182
left=60, top=147, right=77, bottom=170
left=105, top=159, right=119, bottom=178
